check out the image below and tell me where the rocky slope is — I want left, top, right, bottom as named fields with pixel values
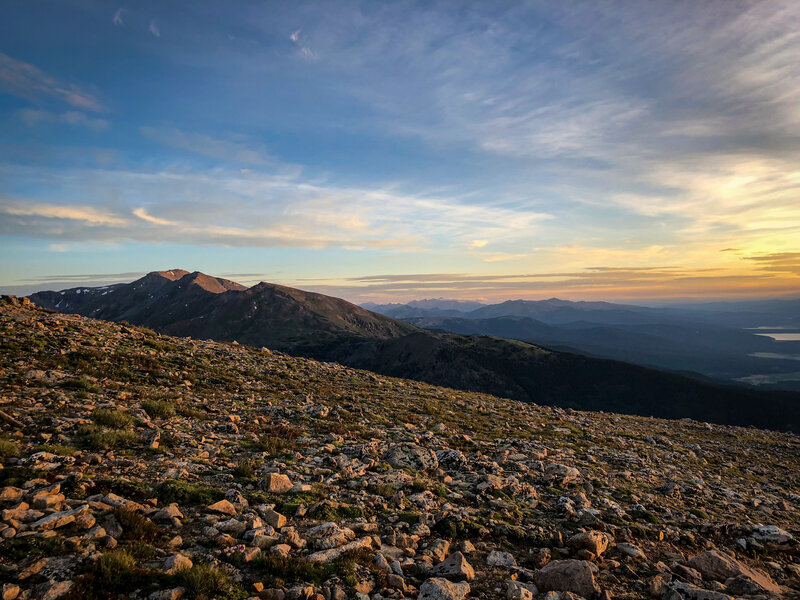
left=28, top=270, right=800, bottom=432
left=1, top=296, right=799, bottom=600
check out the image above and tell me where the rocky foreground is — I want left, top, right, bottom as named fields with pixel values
left=1, top=296, right=799, bottom=600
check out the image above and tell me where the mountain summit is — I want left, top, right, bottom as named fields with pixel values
left=29, top=270, right=800, bottom=431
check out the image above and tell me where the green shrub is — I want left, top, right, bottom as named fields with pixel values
left=66, top=549, right=140, bottom=600
left=2, top=536, right=67, bottom=561
left=159, top=480, right=223, bottom=505
left=178, top=406, right=209, bottom=420
left=92, top=408, right=134, bottom=430
left=77, top=425, right=138, bottom=450
left=35, top=444, right=76, bottom=456
left=398, top=512, right=420, bottom=525
left=0, top=466, right=47, bottom=487
left=432, top=516, right=483, bottom=539
left=141, top=400, right=176, bottom=419
left=308, top=502, right=364, bottom=521
left=687, top=507, right=709, bottom=520
left=117, top=507, right=159, bottom=542
left=62, top=377, right=100, bottom=393
left=126, top=541, right=157, bottom=560
left=233, top=457, right=257, bottom=479
left=0, top=438, right=19, bottom=458
left=95, top=550, right=138, bottom=587
left=175, top=563, right=245, bottom=600
left=366, top=483, right=395, bottom=497
left=630, top=509, right=661, bottom=524
left=258, top=554, right=336, bottom=586
left=257, top=435, right=297, bottom=456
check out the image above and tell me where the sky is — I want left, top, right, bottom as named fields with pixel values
left=1, top=0, right=800, bottom=303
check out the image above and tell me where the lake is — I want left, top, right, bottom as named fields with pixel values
left=756, top=333, right=800, bottom=341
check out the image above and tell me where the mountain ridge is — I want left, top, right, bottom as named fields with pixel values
left=28, top=269, right=800, bottom=432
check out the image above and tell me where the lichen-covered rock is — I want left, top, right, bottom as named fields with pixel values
left=305, top=522, right=355, bottom=550
left=384, top=443, right=438, bottom=471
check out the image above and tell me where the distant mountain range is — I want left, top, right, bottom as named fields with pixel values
left=365, top=297, right=800, bottom=390
left=29, top=269, right=800, bottom=431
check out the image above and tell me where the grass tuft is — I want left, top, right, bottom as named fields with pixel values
left=142, top=399, right=176, bottom=419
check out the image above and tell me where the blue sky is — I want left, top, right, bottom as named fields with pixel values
left=1, top=1, right=799, bottom=302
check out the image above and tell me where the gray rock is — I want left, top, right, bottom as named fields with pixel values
left=487, top=550, right=517, bottom=568
left=418, top=578, right=470, bottom=600
left=431, top=552, right=475, bottom=580
left=534, top=559, right=600, bottom=598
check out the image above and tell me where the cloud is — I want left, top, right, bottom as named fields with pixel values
left=18, top=109, right=108, bottom=132
left=149, top=20, right=160, bottom=37
left=0, top=160, right=556, bottom=253
left=301, top=265, right=798, bottom=303
left=132, top=207, right=176, bottom=226
left=2, top=201, right=128, bottom=227
left=139, top=126, right=272, bottom=165
left=113, top=8, right=124, bottom=26
left=267, top=2, right=800, bottom=251
left=0, top=53, right=102, bottom=111
left=289, top=29, right=315, bottom=59
left=745, top=252, right=800, bottom=275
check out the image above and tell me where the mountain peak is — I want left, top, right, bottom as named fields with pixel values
left=177, top=271, right=247, bottom=293
left=152, top=268, right=190, bottom=281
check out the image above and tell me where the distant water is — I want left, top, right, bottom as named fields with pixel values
left=750, top=352, right=800, bottom=361
left=736, top=372, right=800, bottom=385
left=756, top=333, right=800, bottom=341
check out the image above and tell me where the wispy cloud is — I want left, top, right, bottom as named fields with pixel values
left=18, top=109, right=108, bottom=132
left=139, top=126, right=272, bottom=165
left=301, top=264, right=797, bottom=303
left=745, top=252, right=800, bottom=275
left=0, top=53, right=102, bottom=111
left=2, top=165, right=545, bottom=250
left=289, top=29, right=315, bottom=60
left=149, top=20, right=160, bottom=38
left=132, top=207, right=176, bottom=226
left=112, top=8, right=124, bottom=26
left=2, top=201, right=127, bottom=227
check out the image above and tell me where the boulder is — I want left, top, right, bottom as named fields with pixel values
left=506, top=580, right=537, bottom=599
left=616, top=542, right=647, bottom=560
left=305, top=522, right=355, bottom=550
left=663, top=581, right=733, bottom=600
left=262, top=473, right=293, bottom=494
left=418, top=578, right=470, bottom=600
left=163, top=553, right=192, bottom=574
left=262, top=508, right=287, bottom=529
left=207, top=499, right=237, bottom=516
left=687, top=549, right=781, bottom=595
left=534, top=559, right=600, bottom=598
left=431, top=552, right=475, bottom=580
left=568, top=531, right=612, bottom=557
left=384, top=444, right=438, bottom=471
left=307, top=536, right=373, bottom=563
left=751, top=525, right=794, bottom=545
left=487, top=550, right=517, bottom=568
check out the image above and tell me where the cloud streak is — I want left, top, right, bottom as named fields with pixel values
left=1, top=164, right=548, bottom=250
left=0, top=53, right=102, bottom=111
left=139, top=126, right=272, bottom=165
left=18, top=109, right=108, bottom=131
